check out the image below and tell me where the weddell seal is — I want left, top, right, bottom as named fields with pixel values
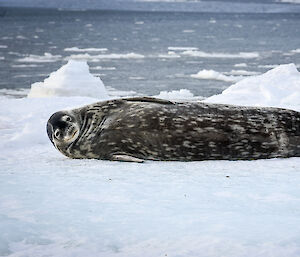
left=47, top=97, right=300, bottom=162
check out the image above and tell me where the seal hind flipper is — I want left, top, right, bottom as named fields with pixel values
left=111, top=154, right=145, bottom=163
left=122, top=96, right=174, bottom=105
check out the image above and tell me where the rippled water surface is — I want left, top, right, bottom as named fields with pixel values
left=0, top=8, right=300, bottom=97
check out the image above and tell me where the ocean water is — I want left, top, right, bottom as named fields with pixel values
left=0, top=7, right=300, bottom=98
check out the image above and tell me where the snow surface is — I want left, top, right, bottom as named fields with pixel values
left=1, top=63, right=300, bottom=257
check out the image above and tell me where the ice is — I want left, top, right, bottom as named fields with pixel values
left=158, top=52, right=181, bottom=58
left=64, top=47, right=108, bottom=52
left=1, top=63, right=300, bottom=256
left=0, top=45, right=8, bottom=48
left=156, top=89, right=196, bottom=100
left=182, top=30, right=195, bottom=33
left=65, top=53, right=145, bottom=60
left=28, top=60, right=109, bottom=99
left=11, top=64, right=41, bottom=68
left=182, top=50, right=260, bottom=59
left=17, top=53, right=61, bottom=63
left=191, top=69, right=245, bottom=82
left=279, top=0, right=300, bottom=3
left=168, top=46, right=198, bottom=51
left=234, top=63, right=247, bottom=67
left=291, top=49, right=300, bottom=53
left=204, top=63, right=300, bottom=111
left=90, top=66, right=116, bottom=70
left=226, top=70, right=260, bottom=76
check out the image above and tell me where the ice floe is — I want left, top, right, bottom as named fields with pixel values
left=191, top=69, right=245, bottom=82
left=1, top=62, right=300, bottom=257
left=65, top=53, right=145, bottom=60
left=64, top=47, right=108, bottom=52
left=204, top=63, right=300, bottom=111
left=17, top=53, right=62, bottom=63
left=156, top=89, right=195, bottom=100
left=27, top=60, right=109, bottom=99
left=182, top=50, right=260, bottom=59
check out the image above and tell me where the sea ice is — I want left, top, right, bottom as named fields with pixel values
left=156, top=89, right=195, bottom=100
left=1, top=63, right=300, bottom=257
left=64, top=47, right=108, bottom=52
left=17, top=53, right=61, bottom=63
left=191, top=69, right=245, bottom=82
left=204, top=63, right=300, bottom=111
left=27, top=60, right=109, bottom=99
left=65, top=53, right=145, bottom=61
left=182, top=50, right=260, bottom=59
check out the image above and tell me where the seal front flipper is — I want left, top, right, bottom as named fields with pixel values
left=111, top=154, right=145, bottom=163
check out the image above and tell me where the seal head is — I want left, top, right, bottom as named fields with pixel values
left=47, top=111, right=81, bottom=153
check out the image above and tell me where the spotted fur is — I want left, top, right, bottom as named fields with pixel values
left=47, top=97, right=300, bottom=161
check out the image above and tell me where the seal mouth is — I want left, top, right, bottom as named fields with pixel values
left=66, top=130, right=78, bottom=142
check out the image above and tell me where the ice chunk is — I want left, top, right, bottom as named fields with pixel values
left=27, top=60, right=109, bottom=99
left=204, top=63, right=300, bottom=111
left=156, top=89, right=202, bottom=101
left=191, top=69, right=244, bottom=82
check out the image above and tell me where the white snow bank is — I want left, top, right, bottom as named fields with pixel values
left=191, top=69, right=245, bottom=82
left=28, top=60, right=109, bottom=99
left=204, top=63, right=300, bottom=111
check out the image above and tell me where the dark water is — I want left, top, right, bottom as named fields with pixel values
left=0, top=7, right=300, bottom=97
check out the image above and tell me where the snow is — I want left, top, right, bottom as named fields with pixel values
left=28, top=60, right=109, bottom=99
left=1, top=63, right=300, bottom=256
left=204, top=63, right=300, bottom=111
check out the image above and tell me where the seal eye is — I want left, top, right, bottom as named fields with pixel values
left=54, top=130, right=60, bottom=139
left=66, top=116, right=72, bottom=122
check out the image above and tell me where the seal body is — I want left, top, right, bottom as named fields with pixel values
left=47, top=97, right=300, bottom=162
